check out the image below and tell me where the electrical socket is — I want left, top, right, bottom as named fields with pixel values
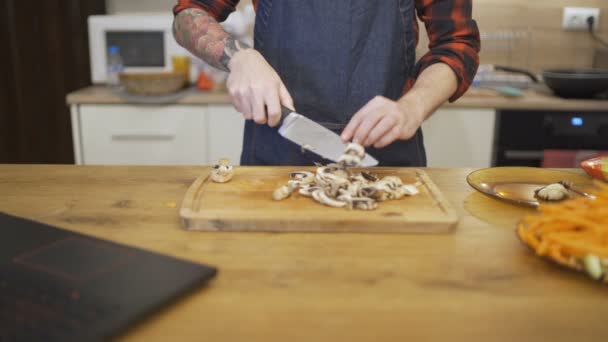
left=563, top=7, right=600, bottom=31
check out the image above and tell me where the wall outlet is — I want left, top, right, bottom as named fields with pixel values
left=563, top=7, right=600, bottom=31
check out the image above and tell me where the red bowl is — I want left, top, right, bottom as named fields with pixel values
left=580, top=157, right=608, bottom=181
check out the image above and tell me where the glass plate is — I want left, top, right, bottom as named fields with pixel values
left=466, top=167, right=594, bottom=208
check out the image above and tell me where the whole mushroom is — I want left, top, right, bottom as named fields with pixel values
left=210, top=159, right=234, bottom=183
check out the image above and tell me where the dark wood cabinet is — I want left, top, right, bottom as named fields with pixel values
left=0, top=0, right=105, bottom=163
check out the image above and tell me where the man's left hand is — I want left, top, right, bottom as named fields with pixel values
left=341, top=96, right=425, bottom=149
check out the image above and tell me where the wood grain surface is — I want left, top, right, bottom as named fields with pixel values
left=1, top=165, right=607, bottom=342
left=180, top=167, right=458, bottom=233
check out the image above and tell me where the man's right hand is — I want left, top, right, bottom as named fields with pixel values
left=227, top=49, right=294, bottom=127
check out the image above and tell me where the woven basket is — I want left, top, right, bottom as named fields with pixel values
left=119, top=72, right=186, bottom=96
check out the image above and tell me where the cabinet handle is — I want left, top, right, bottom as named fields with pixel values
left=503, top=150, right=544, bottom=160
left=111, top=131, right=176, bottom=141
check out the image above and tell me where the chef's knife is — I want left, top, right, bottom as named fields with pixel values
left=277, top=106, right=379, bottom=167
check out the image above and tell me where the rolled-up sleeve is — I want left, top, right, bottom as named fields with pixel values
left=173, top=0, right=240, bottom=22
left=414, top=0, right=481, bottom=102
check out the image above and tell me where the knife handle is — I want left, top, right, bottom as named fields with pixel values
left=278, top=105, right=294, bottom=126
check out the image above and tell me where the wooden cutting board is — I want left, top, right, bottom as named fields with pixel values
left=180, top=167, right=458, bottom=234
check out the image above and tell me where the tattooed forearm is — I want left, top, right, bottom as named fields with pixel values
left=173, top=8, right=250, bottom=71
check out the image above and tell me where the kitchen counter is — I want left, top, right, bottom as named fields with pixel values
left=67, top=86, right=608, bottom=111
left=1, top=165, right=607, bottom=341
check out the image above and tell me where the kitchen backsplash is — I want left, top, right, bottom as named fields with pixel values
left=417, top=0, right=608, bottom=73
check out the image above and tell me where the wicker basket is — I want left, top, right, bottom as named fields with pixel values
left=119, top=72, right=186, bottom=96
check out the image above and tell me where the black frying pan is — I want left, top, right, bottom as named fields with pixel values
left=494, top=65, right=608, bottom=99
left=542, top=69, right=608, bottom=99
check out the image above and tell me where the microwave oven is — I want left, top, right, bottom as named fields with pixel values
left=88, top=15, right=195, bottom=84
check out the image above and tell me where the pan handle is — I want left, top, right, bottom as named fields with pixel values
left=494, top=65, right=540, bottom=83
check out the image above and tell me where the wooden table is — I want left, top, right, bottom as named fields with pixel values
left=1, top=165, right=607, bottom=341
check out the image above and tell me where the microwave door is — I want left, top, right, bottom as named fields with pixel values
left=105, top=31, right=166, bottom=71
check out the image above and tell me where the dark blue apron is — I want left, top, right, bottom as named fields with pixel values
left=240, top=0, right=426, bottom=167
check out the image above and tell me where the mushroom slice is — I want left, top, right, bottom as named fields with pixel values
left=381, top=176, right=403, bottom=187
left=360, top=171, right=379, bottom=182
left=351, top=197, right=378, bottom=211
left=316, top=168, right=349, bottom=188
left=337, top=191, right=355, bottom=210
left=210, top=158, right=234, bottom=183
left=311, top=189, right=347, bottom=208
left=343, top=182, right=363, bottom=197
left=344, top=142, right=365, bottom=159
left=299, top=185, right=320, bottom=197
left=349, top=174, right=367, bottom=184
left=360, top=185, right=379, bottom=198
left=375, top=190, right=392, bottom=202
left=401, top=184, right=419, bottom=196
left=273, top=184, right=294, bottom=201
left=338, top=153, right=361, bottom=168
left=287, top=180, right=305, bottom=191
left=290, top=171, right=315, bottom=184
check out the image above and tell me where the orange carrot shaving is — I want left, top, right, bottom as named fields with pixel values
left=517, top=182, right=608, bottom=267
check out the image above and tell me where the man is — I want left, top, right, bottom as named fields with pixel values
left=173, top=0, right=480, bottom=166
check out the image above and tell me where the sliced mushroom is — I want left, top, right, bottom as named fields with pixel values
left=360, top=185, right=378, bottom=199
left=273, top=185, right=294, bottom=201
left=287, top=180, right=305, bottom=191
left=344, top=142, right=365, bottom=159
left=299, top=185, right=320, bottom=197
left=312, top=189, right=347, bottom=208
left=338, top=153, right=361, bottom=167
left=290, top=171, right=315, bottom=184
left=361, top=171, right=378, bottom=182
left=401, top=184, right=419, bottom=196
left=381, top=176, right=403, bottom=188
left=351, top=197, right=378, bottom=211
left=337, top=191, right=355, bottom=210
left=316, top=167, right=349, bottom=188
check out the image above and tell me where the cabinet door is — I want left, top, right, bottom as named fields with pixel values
left=422, top=109, right=496, bottom=168
left=206, top=105, right=245, bottom=165
left=79, top=105, right=207, bottom=165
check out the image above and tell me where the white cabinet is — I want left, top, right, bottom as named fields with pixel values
left=70, top=103, right=494, bottom=167
left=71, top=104, right=245, bottom=165
left=206, top=105, right=245, bottom=165
left=422, top=108, right=496, bottom=168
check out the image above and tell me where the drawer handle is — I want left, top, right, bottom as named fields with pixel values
left=503, top=150, right=544, bottom=159
left=111, top=131, right=176, bottom=141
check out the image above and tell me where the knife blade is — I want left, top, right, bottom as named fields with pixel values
left=277, top=106, right=379, bottom=167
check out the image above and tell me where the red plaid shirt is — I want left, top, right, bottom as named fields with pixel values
left=174, top=0, right=480, bottom=101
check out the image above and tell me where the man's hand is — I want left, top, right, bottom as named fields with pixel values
left=173, top=8, right=294, bottom=127
left=341, top=63, right=460, bottom=149
left=227, top=49, right=294, bottom=127
left=341, top=96, right=425, bottom=149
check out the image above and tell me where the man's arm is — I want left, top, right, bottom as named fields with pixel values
left=173, top=8, right=249, bottom=71
left=173, top=6, right=294, bottom=126
left=413, top=0, right=481, bottom=102
left=342, top=0, right=480, bottom=148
